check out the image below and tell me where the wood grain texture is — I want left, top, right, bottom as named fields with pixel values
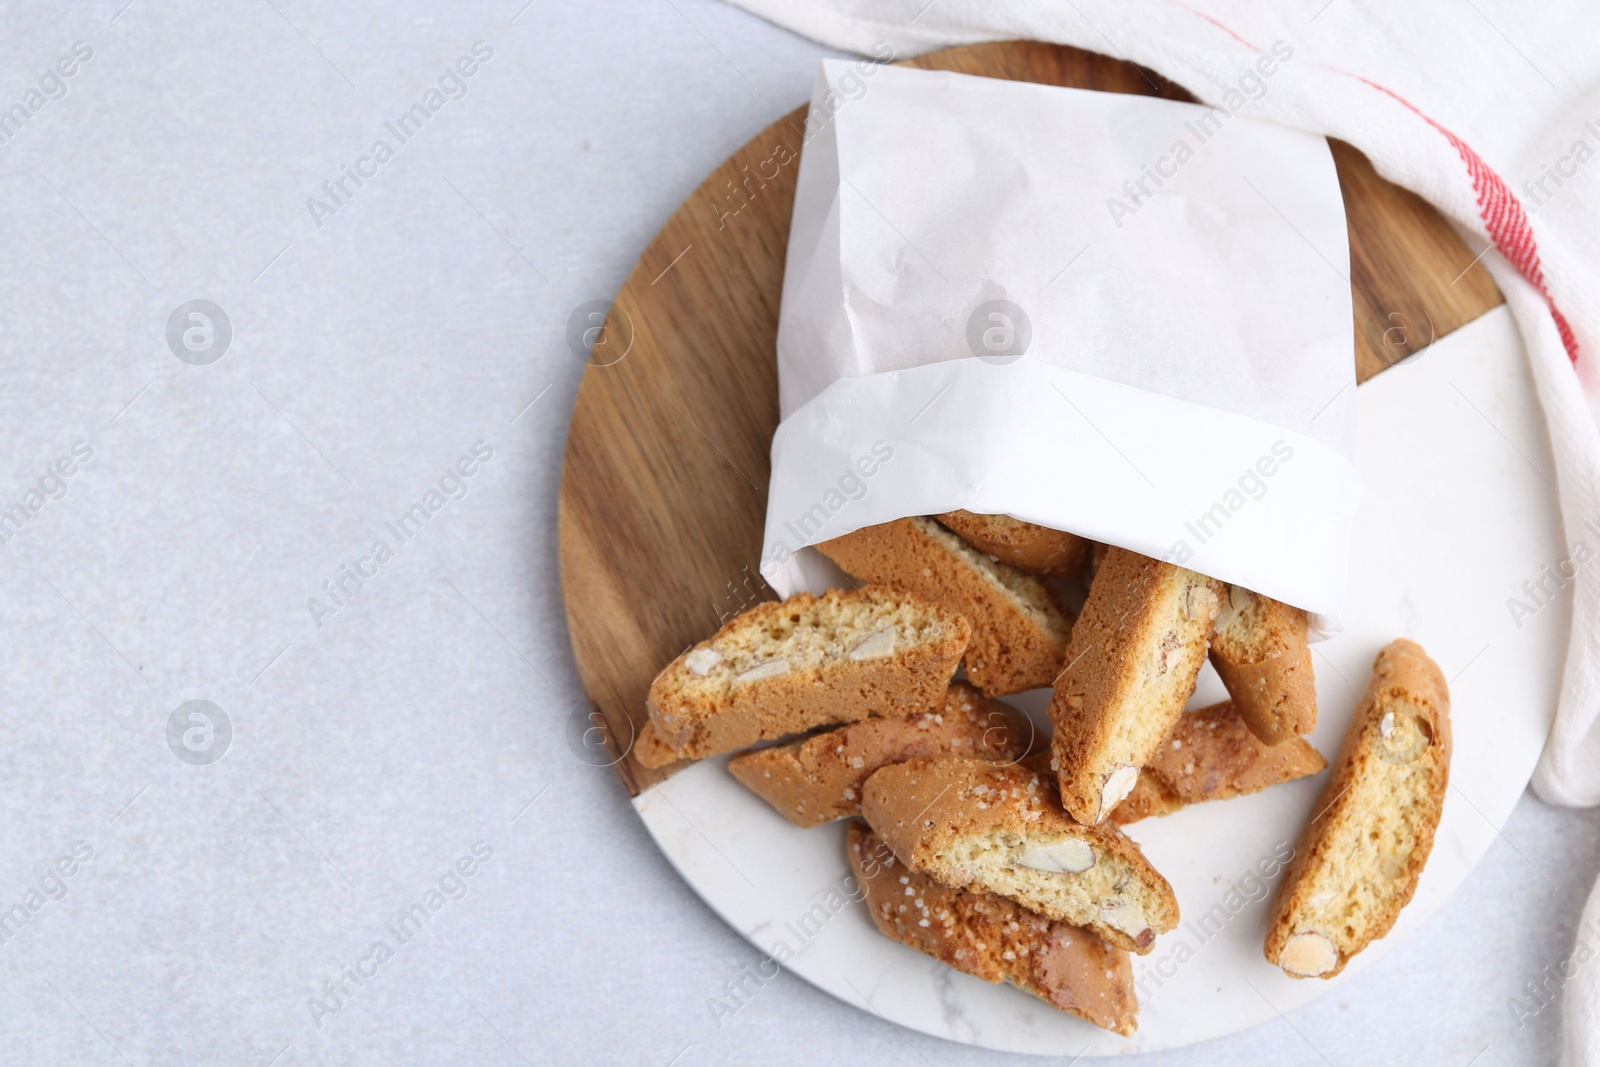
left=556, top=41, right=1504, bottom=796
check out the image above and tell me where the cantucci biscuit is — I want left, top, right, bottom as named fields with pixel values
left=1209, top=586, right=1318, bottom=745
left=848, top=823, right=1138, bottom=1036
left=1110, top=700, right=1326, bottom=825
left=818, top=517, right=1072, bottom=696
left=934, top=511, right=1089, bottom=576
left=641, top=586, right=969, bottom=766
left=728, top=683, right=1033, bottom=827
left=1049, top=548, right=1223, bottom=824
left=860, top=755, right=1178, bottom=954
left=1264, top=639, right=1451, bottom=979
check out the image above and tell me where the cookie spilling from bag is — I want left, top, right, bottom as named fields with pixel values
left=818, top=516, right=1073, bottom=696
left=1049, top=547, right=1224, bottom=825
left=728, top=682, right=1033, bottom=828
left=635, top=512, right=1451, bottom=1034
left=639, top=585, right=970, bottom=766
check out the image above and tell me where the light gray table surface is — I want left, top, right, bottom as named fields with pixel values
left=0, top=1, right=1589, bottom=1063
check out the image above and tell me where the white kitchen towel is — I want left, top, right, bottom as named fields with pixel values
left=762, top=60, right=1360, bottom=624
left=725, top=0, right=1600, bottom=1060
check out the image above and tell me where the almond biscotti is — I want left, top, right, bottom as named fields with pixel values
left=728, top=683, right=1033, bottom=827
left=640, top=586, right=970, bottom=766
left=818, top=517, right=1072, bottom=696
left=1110, top=700, right=1326, bottom=825
left=1264, top=639, right=1451, bottom=979
left=1049, top=548, right=1224, bottom=824
left=848, top=823, right=1138, bottom=1035
left=861, top=755, right=1178, bottom=953
left=1209, top=586, right=1318, bottom=745
left=934, top=511, right=1089, bottom=577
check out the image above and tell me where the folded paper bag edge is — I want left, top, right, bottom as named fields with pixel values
left=757, top=357, right=1361, bottom=631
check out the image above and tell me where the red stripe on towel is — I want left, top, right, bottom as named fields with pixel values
left=1173, top=2, right=1579, bottom=364
left=1347, top=77, right=1578, bottom=364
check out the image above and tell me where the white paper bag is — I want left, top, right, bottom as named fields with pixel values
left=761, top=60, right=1360, bottom=628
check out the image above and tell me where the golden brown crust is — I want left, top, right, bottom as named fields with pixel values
left=1086, top=542, right=1108, bottom=581
left=1209, top=587, right=1318, bottom=745
left=818, top=517, right=1072, bottom=696
left=1264, top=639, right=1451, bottom=979
left=642, top=586, right=970, bottom=765
left=1109, top=778, right=1185, bottom=824
left=728, top=684, right=1035, bottom=827
left=860, top=755, right=1178, bottom=953
left=1048, top=549, right=1223, bottom=824
left=847, top=823, right=1138, bottom=1036
left=934, top=512, right=1089, bottom=576
left=633, top=718, right=686, bottom=770
left=1109, top=701, right=1326, bottom=825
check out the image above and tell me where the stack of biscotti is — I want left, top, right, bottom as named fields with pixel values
left=631, top=532, right=1150, bottom=1034
left=861, top=755, right=1179, bottom=953
left=637, top=585, right=970, bottom=767
left=1048, top=548, right=1225, bottom=824
left=729, top=682, right=1034, bottom=827
left=1265, top=639, right=1451, bottom=979
left=636, top=514, right=1461, bottom=1034
left=848, top=822, right=1138, bottom=1036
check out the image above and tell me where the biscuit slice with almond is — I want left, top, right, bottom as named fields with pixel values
left=861, top=755, right=1178, bottom=954
left=1109, top=700, right=1326, bottom=825
left=818, top=517, right=1072, bottom=696
left=640, top=586, right=970, bottom=766
left=1049, top=548, right=1224, bottom=824
left=1209, top=586, right=1318, bottom=745
left=934, top=511, right=1089, bottom=576
left=728, top=682, right=1034, bottom=827
left=848, top=822, right=1138, bottom=1035
left=1264, top=639, right=1451, bottom=979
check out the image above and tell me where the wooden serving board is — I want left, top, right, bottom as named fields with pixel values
left=556, top=40, right=1503, bottom=796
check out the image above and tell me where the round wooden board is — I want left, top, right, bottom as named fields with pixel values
left=556, top=40, right=1503, bottom=796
